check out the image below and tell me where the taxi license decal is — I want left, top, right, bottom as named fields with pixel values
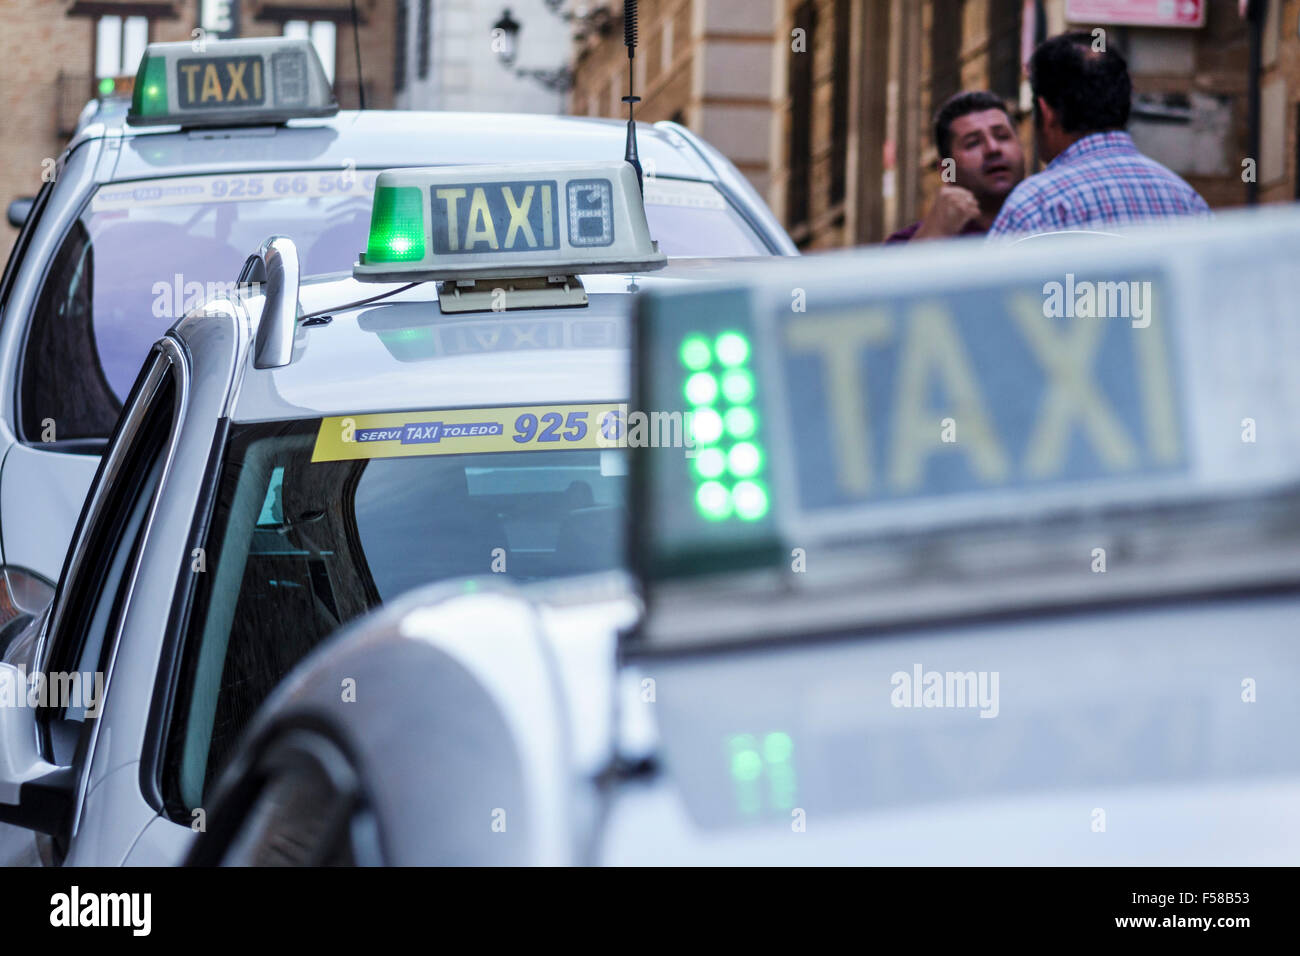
left=643, top=179, right=727, bottom=210
left=430, top=180, right=561, bottom=255
left=366, top=315, right=627, bottom=363
left=91, top=171, right=377, bottom=212
left=312, top=403, right=625, bottom=462
left=780, top=275, right=1186, bottom=511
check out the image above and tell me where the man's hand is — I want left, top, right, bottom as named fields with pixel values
left=912, top=186, right=981, bottom=240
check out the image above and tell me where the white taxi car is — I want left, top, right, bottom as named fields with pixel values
left=188, top=207, right=1300, bottom=866
left=0, top=160, right=743, bottom=865
left=0, top=34, right=792, bottom=632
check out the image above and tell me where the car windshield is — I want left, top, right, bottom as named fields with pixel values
left=24, top=170, right=768, bottom=443
left=167, top=417, right=626, bottom=809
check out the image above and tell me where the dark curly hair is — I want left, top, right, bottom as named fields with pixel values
left=1029, top=31, right=1131, bottom=134
left=933, top=91, right=1014, bottom=160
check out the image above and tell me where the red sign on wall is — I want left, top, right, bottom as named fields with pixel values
left=1066, top=0, right=1205, bottom=28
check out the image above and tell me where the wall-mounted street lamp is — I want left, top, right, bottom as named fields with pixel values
left=492, top=4, right=618, bottom=93
left=493, top=8, right=521, bottom=67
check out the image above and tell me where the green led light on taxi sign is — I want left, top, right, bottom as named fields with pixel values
left=730, top=748, right=762, bottom=783
left=762, top=732, right=794, bottom=764
left=680, top=336, right=712, bottom=372
left=694, top=447, right=726, bottom=480
left=97, top=77, right=116, bottom=97
left=366, top=186, right=426, bottom=263
left=728, top=734, right=763, bottom=783
left=690, top=408, right=724, bottom=446
left=678, top=327, right=771, bottom=524
left=721, top=368, right=755, bottom=405
left=724, top=406, right=757, bottom=440
left=696, top=481, right=732, bottom=521
left=715, top=331, right=750, bottom=367
left=130, top=53, right=169, bottom=117
left=684, top=371, right=719, bottom=407
left=732, top=480, right=770, bottom=521
left=728, top=442, right=763, bottom=479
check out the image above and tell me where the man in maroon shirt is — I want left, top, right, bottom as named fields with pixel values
left=887, top=91, right=1026, bottom=243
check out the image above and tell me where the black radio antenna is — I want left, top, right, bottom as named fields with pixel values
left=350, top=0, right=366, bottom=109
left=622, top=0, right=643, bottom=194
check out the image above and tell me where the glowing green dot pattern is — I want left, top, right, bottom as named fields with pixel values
left=694, top=447, right=727, bottom=480
left=727, top=732, right=798, bottom=817
left=680, top=330, right=770, bottom=522
left=680, top=336, right=712, bottom=371
left=684, top=371, right=719, bottom=406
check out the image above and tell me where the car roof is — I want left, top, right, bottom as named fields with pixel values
left=83, top=110, right=717, bottom=183
left=218, top=259, right=759, bottom=424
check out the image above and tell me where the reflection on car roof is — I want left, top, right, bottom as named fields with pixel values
left=223, top=262, right=737, bottom=426
left=90, top=111, right=715, bottom=183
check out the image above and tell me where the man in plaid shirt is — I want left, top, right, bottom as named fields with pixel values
left=989, top=32, right=1210, bottom=237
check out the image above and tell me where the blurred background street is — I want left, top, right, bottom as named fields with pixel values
left=1, top=0, right=1295, bottom=257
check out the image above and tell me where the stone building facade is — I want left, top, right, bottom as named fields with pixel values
left=568, top=0, right=784, bottom=200
left=572, top=0, right=1300, bottom=249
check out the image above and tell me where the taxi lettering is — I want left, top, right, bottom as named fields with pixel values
left=399, top=421, right=503, bottom=444
left=313, top=404, right=619, bottom=462
left=177, top=56, right=265, bottom=108
left=785, top=291, right=1182, bottom=501
left=431, top=181, right=559, bottom=255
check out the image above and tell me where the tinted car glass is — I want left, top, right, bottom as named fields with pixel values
left=165, top=418, right=627, bottom=811
left=45, top=361, right=175, bottom=763
left=20, top=170, right=376, bottom=443
left=21, top=173, right=767, bottom=443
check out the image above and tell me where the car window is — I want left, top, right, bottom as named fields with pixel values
left=19, top=172, right=769, bottom=444
left=165, top=417, right=627, bottom=811
left=42, top=354, right=176, bottom=764
left=643, top=179, right=770, bottom=257
left=19, top=171, right=375, bottom=445
left=0, top=177, right=56, bottom=323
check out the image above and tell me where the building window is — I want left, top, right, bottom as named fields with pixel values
left=417, top=0, right=432, bottom=81
left=284, top=20, right=337, bottom=85
left=96, top=15, right=149, bottom=79
left=786, top=0, right=817, bottom=232
left=986, top=0, right=1022, bottom=102
left=929, top=0, right=964, bottom=115
left=394, top=1, right=409, bottom=93
left=829, top=0, right=852, bottom=206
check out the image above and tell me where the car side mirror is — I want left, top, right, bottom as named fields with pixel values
left=6, top=198, right=35, bottom=230
left=0, top=662, right=74, bottom=836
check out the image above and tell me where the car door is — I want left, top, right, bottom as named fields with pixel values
left=0, top=137, right=107, bottom=585
left=0, top=345, right=182, bottom=865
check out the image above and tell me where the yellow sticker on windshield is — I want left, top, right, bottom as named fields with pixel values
left=312, top=403, right=625, bottom=462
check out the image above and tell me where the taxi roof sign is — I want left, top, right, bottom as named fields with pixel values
left=628, top=208, right=1300, bottom=650
left=127, top=37, right=338, bottom=128
left=353, top=161, right=667, bottom=282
